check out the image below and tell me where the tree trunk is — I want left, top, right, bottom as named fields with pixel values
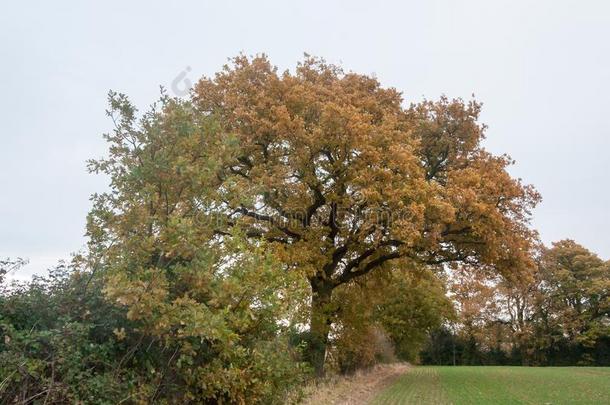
left=309, top=281, right=333, bottom=377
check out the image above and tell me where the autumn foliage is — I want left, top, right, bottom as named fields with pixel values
left=191, top=55, right=538, bottom=374
left=3, top=55, right=607, bottom=404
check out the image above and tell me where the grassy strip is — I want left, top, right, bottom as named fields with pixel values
left=372, top=366, right=610, bottom=404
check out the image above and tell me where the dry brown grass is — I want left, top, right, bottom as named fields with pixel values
left=300, top=363, right=410, bottom=405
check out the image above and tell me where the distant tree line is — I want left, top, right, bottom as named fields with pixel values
left=420, top=240, right=610, bottom=366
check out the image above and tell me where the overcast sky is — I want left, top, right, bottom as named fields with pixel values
left=1, top=0, right=609, bottom=278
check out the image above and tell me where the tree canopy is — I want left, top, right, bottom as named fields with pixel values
left=191, top=55, right=539, bottom=374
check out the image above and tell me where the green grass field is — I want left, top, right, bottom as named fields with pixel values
left=371, top=366, right=610, bottom=404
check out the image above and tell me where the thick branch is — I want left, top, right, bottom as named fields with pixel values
left=342, top=240, right=404, bottom=275
left=336, top=251, right=402, bottom=286
left=322, top=244, right=348, bottom=278
left=235, top=206, right=301, bottom=240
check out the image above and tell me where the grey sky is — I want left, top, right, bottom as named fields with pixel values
left=1, top=0, right=609, bottom=278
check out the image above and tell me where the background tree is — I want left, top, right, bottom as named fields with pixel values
left=329, top=262, right=453, bottom=373
left=420, top=240, right=610, bottom=366
left=536, top=240, right=610, bottom=364
left=375, top=263, right=454, bottom=362
left=449, top=266, right=500, bottom=364
left=496, top=274, right=541, bottom=364
left=193, top=55, right=540, bottom=375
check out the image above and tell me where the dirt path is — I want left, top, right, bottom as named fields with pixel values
left=301, top=363, right=411, bottom=405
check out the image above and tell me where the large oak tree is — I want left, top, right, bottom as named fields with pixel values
left=192, top=55, right=540, bottom=374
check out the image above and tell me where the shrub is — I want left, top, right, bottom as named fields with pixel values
left=0, top=258, right=310, bottom=404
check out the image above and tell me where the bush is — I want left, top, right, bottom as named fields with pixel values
left=335, top=326, right=396, bottom=374
left=0, top=258, right=310, bottom=404
left=0, top=263, right=133, bottom=403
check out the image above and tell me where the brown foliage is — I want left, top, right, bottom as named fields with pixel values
left=192, top=54, right=539, bottom=374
